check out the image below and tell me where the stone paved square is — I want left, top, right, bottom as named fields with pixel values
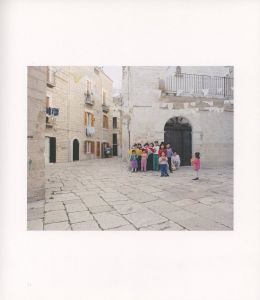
left=27, top=158, right=233, bottom=231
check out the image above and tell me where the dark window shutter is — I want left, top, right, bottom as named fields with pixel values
left=91, top=141, right=95, bottom=154
left=84, top=141, right=87, bottom=154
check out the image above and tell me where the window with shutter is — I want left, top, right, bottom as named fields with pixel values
left=113, top=117, right=117, bottom=129
left=91, top=141, right=95, bottom=154
left=85, top=141, right=92, bottom=153
left=91, top=114, right=95, bottom=127
left=84, top=112, right=87, bottom=126
left=102, top=91, right=106, bottom=105
left=84, top=141, right=87, bottom=154
left=96, top=141, right=100, bottom=157
left=103, top=115, right=109, bottom=129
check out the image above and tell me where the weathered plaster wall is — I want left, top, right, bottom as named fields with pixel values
left=27, top=66, right=47, bottom=202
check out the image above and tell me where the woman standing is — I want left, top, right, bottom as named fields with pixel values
left=145, top=142, right=154, bottom=171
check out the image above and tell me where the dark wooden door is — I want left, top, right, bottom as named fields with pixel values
left=164, top=118, right=192, bottom=166
left=73, top=139, right=79, bottom=161
left=113, top=134, right=118, bottom=156
left=96, top=141, right=100, bottom=157
left=50, top=137, right=56, bottom=163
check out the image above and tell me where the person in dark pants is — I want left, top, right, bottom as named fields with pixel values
left=159, top=152, right=169, bottom=177
left=137, top=143, right=142, bottom=171
left=166, top=143, right=173, bottom=173
left=144, top=142, right=154, bottom=171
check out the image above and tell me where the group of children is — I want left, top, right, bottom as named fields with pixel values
left=129, top=141, right=200, bottom=180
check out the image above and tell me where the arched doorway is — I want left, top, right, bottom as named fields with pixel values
left=164, top=117, right=192, bottom=166
left=73, top=139, right=79, bottom=161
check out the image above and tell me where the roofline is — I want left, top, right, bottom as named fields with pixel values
left=99, top=68, right=113, bottom=82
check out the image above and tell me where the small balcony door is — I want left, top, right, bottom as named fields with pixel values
left=45, top=137, right=56, bottom=164
left=113, top=134, right=118, bottom=156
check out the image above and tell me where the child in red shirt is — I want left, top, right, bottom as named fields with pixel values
left=158, top=142, right=167, bottom=157
left=191, top=152, right=201, bottom=180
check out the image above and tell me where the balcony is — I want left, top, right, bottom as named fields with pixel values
left=84, top=92, right=95, bottom=106
left=102, top=104, right=110, bottom=113
left=86, top=126, right=95, bottom=137
left=164, top=73, right=233, bottom=99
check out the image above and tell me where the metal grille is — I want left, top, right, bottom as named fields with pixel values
left=165, top=73, right=233, bottom=99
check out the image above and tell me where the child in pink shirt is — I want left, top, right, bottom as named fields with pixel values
left=191, top=152, right=200, bottom=180
left=141, top=150, right=148, bottom=172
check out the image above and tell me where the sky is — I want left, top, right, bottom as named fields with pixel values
left=102, top=66, right=122, bottom=96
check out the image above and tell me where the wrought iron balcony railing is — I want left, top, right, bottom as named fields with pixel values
left=84, top=92, right=95, bottom=105
left=102, top=104, right=110, bottom=113
left=165, top=73, right=233, bottom=99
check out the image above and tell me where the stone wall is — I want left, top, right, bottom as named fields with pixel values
left=27, top=66, right=47, bottom=202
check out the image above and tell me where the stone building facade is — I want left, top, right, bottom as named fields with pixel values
left=45, top=66, right=114, bottom=164
left=27, top=66, right=47, bottom=202
left=121, top=66, right=233, bottom=168
left=112, top=94, right=123, bottom=157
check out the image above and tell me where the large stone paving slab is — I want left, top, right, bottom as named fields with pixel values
left=28, top=219, right=43, bottom=230
left=65, top=203, right=87, bottom=213
left=45, top=202, right=64, bottom=212
left=71, top=220, right=101, bottom=231
left=161, top=209, right=198, bottom=224
left=88, top=205, right=115, bottom=214
left=45, top=210, right=68, bottom=224
left=27, top=207, right=45, bottom=221
left=112, top=203, right=148, bottom=215
left=68, top=211, right=93, bottom=223
left=143, top=199, right=179, bottom=214
left=127, top=192, right=158, bottom=203
left=81, top=196, right=108, bottom=207
left=177, top=216, right=231, bottom=231
left=124, top=210, right=168, bottom=229
left=140, top=221, right=184, bottom=231
left=99, top=192, right=128, bottom=202
left=44, top=222, right=71, bottom=230
left=93, top=212, right=130, bottom=230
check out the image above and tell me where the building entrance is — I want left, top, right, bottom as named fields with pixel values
left=164, top=117, right=192, bottom=166
left=73, top=139, right=79, bottom=161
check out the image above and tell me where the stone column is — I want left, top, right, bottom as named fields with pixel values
left=121, top=111, right=131, bottom=161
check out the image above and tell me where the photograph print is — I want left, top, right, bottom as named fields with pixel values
left=27, top=66, right=234, bottom=231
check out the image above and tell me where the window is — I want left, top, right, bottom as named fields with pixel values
left=96, top=141, right=100, bottom=157
left=90, top=141, right=95, bottom=154
left=103, top=115, right=109, bottom=129
left=84, top=112, right=95, bottom=127
left=102, top=91, right=106, bottom=105
left=113, top=133, right=117, bottom=144
left=47, top=67, right=55, bottom=86
left=87, top=80, right=92, bottom=92
left=113, top=117, right=117, bottom=129
left=113, top=134, right=118, bottom=156
left=84, top=141, right=95, bottom=154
